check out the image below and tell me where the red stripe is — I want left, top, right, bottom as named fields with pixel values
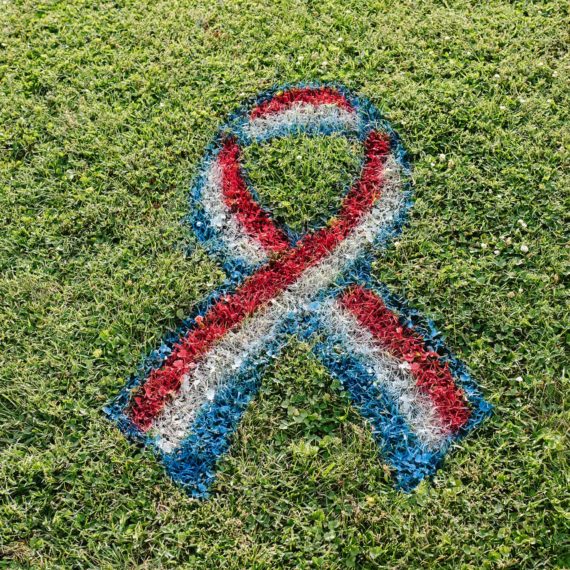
left=219, top=139, right=290, bottom=254
left=339, top=286, right=471, bottom=432
left=128, top=132, right=390, bottom=430
left=251, top=87, right=353, bottom=120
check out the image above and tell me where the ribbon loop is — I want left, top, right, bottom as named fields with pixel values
left=105, top=84, right=491, bottom=497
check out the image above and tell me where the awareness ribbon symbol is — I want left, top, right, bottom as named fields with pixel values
left=105, top=85, right=491, bottom=497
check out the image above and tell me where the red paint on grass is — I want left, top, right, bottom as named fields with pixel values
left=250, top=87, right=353, bottom=119
left=219, top=138, right=290, bottom=254
left=339, top=285, right=471, bottom=432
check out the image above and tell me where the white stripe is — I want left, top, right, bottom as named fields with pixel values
left=318, top=299, right=448, bottom=449
left=154, top=155, right=405, bottom=452
left=243, top=103, right=358, bottom=142
left=200, top=159, right=269, bottom=266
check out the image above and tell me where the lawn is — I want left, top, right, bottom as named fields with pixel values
left=0, top=0, right=568, bottom=568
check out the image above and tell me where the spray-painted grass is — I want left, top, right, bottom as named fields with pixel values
left=0, top=0, right=568, bottom=568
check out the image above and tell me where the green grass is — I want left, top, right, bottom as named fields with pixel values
left=242, top=133, right=363, bottom=234
left=0, top=0, right=568, bottom=568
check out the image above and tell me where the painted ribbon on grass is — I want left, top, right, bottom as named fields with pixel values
left=105, top=84, right=491, bottom=497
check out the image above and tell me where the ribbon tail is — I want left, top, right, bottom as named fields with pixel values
left=156, top=329, right=290, bottom=498
left=302, top=279, right=491, bottom=491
